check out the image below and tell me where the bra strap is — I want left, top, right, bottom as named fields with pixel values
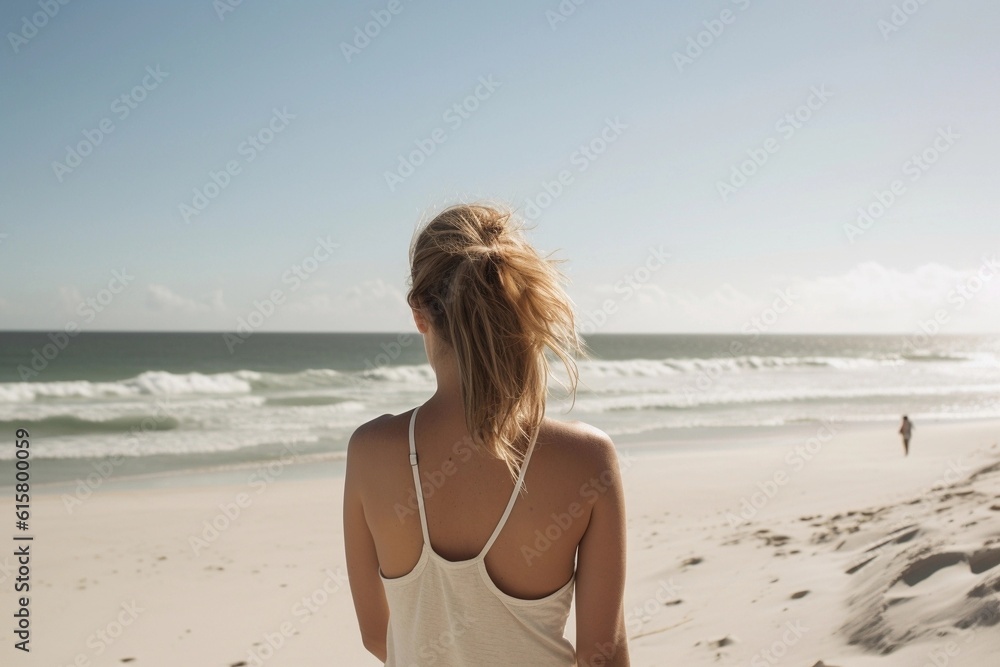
left=477, top=424, right=540, bottom=559
left=408, top=406, right=431, bottom=545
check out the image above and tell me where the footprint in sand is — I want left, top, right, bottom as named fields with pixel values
left=968, top=576, right=1000, bottom=598
left=899, top=551, right=967, bottom=586
left=969, top=548, right=1000, bottom=574
left=695, top=635, right=736, bottom=649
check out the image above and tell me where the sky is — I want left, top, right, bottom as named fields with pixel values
left=1, top=0, right=999, bottom=334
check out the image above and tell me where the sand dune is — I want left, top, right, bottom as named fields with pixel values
left=840, top=458, right=1000, bottom=652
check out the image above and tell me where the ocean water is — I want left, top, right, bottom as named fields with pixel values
left=1, top=332, right=998, bottom=483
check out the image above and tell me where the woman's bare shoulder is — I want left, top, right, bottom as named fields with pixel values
left=539, top=418, right=620, bottom=473
left=346, top=411, right=411, bottom=468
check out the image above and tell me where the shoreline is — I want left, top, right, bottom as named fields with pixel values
left=10, top=415, right=999, bottom=496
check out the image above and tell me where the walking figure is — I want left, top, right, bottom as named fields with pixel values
left=899, top=415, right=913, bottom=456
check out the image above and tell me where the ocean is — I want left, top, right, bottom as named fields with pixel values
left=1, top=332, right=998, bottom=485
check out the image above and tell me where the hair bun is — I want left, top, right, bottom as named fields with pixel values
left=479, top=214, right=508, bottom=243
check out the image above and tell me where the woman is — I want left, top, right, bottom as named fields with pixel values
left=343, top=204, right=630, bottom=666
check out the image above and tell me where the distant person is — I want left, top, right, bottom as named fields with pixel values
left=899, top=415, right=913, bottom=456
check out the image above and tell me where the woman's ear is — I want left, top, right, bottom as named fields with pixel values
left=412, top=307, right=429, bottom=334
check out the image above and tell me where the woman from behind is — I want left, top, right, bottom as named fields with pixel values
left=344, top=203, right=630, bottom=666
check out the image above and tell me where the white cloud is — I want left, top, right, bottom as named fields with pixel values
left=278, top=279, right=411, bottom=330
left=576, top=259, right=1000, bottom=333
left=345, top=279, right=408, bottom=304
left=781, top=260, right=1000, bottom=332
left=144, top=284, right=225, bottom=314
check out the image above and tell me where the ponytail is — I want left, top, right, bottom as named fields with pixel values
left=407, top=204, right=581, bottom=478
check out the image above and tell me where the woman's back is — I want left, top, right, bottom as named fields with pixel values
left=348, top=403, right=625, bottom=665
left=365, top=403, right=612, bottom=590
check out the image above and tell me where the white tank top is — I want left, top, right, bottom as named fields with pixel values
left=380, top=406, right=577, bottom=666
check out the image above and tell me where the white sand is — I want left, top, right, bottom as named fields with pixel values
left=3, top=419, right=999, bottom=666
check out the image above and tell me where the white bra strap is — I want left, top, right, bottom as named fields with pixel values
left=478, top=425, right=540, bottom=559
left=408, top=407, right=431, bottom=545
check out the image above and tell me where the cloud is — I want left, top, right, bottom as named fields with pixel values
left=577, top=259, right=1000, bottom=333
left=271, top=278, right=411, bottom=330
left=781, top=260, right=1000, bottom=332
left=144, top=284, right=225, bottom=314
left=344, top=279, right=408, bottom=304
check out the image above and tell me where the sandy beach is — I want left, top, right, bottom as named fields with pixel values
left=3, top=418, right=997, bottom=666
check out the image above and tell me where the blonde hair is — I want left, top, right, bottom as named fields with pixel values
left=407, top=203, right=582, bottom=478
